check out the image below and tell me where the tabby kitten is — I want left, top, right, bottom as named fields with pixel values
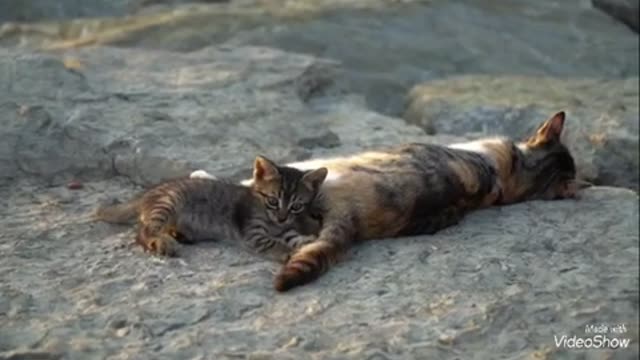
left=194, top=111, right=580, bottom=291
left=96, top=156, right=327, bottom=262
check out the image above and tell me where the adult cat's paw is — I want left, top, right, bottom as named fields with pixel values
left=147, top=235, right=179, bottom=256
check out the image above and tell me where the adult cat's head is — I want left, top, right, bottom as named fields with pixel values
left=251, top=156, right=327, bottom=225
left=512, top=111, right=578, bottom=202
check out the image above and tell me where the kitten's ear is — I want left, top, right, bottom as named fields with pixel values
left=253, top=156, right=280, bottom=182
left=302, top=167, right=328, bottom=191
left=528, top=111, right=565, bottom=145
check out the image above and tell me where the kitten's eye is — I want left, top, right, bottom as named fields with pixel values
left=290, top=203, right=304, bottom=213
left=266, top=197, right=279, bottom=208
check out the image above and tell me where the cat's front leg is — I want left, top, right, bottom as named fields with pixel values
left=274, top=219, right=355, bottom=292
left=243, top=231, right=293, bottom=264
left=279, top=228, right=318, bottom=249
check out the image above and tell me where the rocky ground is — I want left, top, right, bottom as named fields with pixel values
left=0, top=1, right=638, bottom=359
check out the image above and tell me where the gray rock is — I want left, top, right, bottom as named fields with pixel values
left=297, top=131, right=341, bottom=150
left=0, top=180, right=637, bottom=359
left=0, top=0, right=131, bottom=22
left=0, top=2, right=637, bottom=359
left=0, top=44, right=453, bottom=186
left=592, top=0, right=639, bottom=32
left=404, top=76, right=640, bottom=190
left=0, top=45, right=341, bottom=186
left=1, top=0, right=637, bottom=117
left=0, top=44, right=638, bottom=360
left=0, top=0, right=228, bottom=22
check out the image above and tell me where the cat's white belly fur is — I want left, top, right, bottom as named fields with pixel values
left=190, top=170, right=217, bottom=180
left=285, top=160, right=342, bottom=182
left=448, top=138, right=503, bottom=155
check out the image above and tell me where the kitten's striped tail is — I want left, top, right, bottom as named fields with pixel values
left=94, top=198, right=141, bottom=224
left=273, top=240, right=342, bottom=292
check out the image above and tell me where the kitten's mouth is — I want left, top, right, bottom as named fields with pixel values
left=277, top=216, right=289, bottom=224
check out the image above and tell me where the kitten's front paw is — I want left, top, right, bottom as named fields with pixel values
left=190, top=170, right=216, bottom=180
left=147, top=235, right=179, bottom=256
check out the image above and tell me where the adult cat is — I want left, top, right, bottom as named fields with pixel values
left=193, top=111, right=580, bottom=291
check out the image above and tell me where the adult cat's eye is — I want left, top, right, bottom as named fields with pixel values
left=266, top=197, right=279, bottom=208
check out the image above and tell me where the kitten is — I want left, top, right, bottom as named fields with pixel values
left=96, top=156, right=327, bottom=262
left=192, top=111, right=581, bottom=292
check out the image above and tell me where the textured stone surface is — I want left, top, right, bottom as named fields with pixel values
left=593, top=0, right=640, bottom=32
left=0, top=1, right=638, bottom=359
left=1, top=181, right=638, bottom=359
left=404, top=76, right=640, bottom=190
left=0, top=0, right=136, bottom=22
left=0, top=44, right=462, bottom=187
left=0, top=45, right=331, bottom=185
left=0, top=0, right=637, bottom=116
left=0, top=0, right=230, bottom=22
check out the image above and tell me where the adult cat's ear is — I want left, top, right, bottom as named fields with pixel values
left=302, top=167, right=328, bottom=191
left=253, top=156, right=280, bottom=182
left=528, top=111, right=565, bottom=146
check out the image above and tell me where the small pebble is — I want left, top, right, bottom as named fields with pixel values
left=438, top=334, right=455, bottom=345
left=67, top=181, right=84, bottom=190
left=63, top=57, right=85, bottom=71
left=18, top=105, right=30, bottom=116
left=283, top=336, right=301, bottom=348
left=108, top=319, right=127, bottom=329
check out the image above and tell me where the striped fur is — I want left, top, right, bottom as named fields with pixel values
left=270, top=111, right=579, bottom=291
left=95, top=156, right=327, bottom=261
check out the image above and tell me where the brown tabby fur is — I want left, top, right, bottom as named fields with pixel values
left=266, top=111, right=580, bottom=291
left=95, top=156, right=327, bottom=262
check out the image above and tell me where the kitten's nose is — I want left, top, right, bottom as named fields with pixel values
left=277, top=212, right=288, bottom=223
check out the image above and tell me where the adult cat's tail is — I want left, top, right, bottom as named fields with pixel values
left=273, top=240, right=342, bottom=292
left=94, top=198, right=141, bottom=224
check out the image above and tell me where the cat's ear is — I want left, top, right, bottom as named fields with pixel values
left=253, top=156, right=280, bottom=182
left=528, top=111, right=565, bottom=145
left=302, top=167, right=328, bottom=191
